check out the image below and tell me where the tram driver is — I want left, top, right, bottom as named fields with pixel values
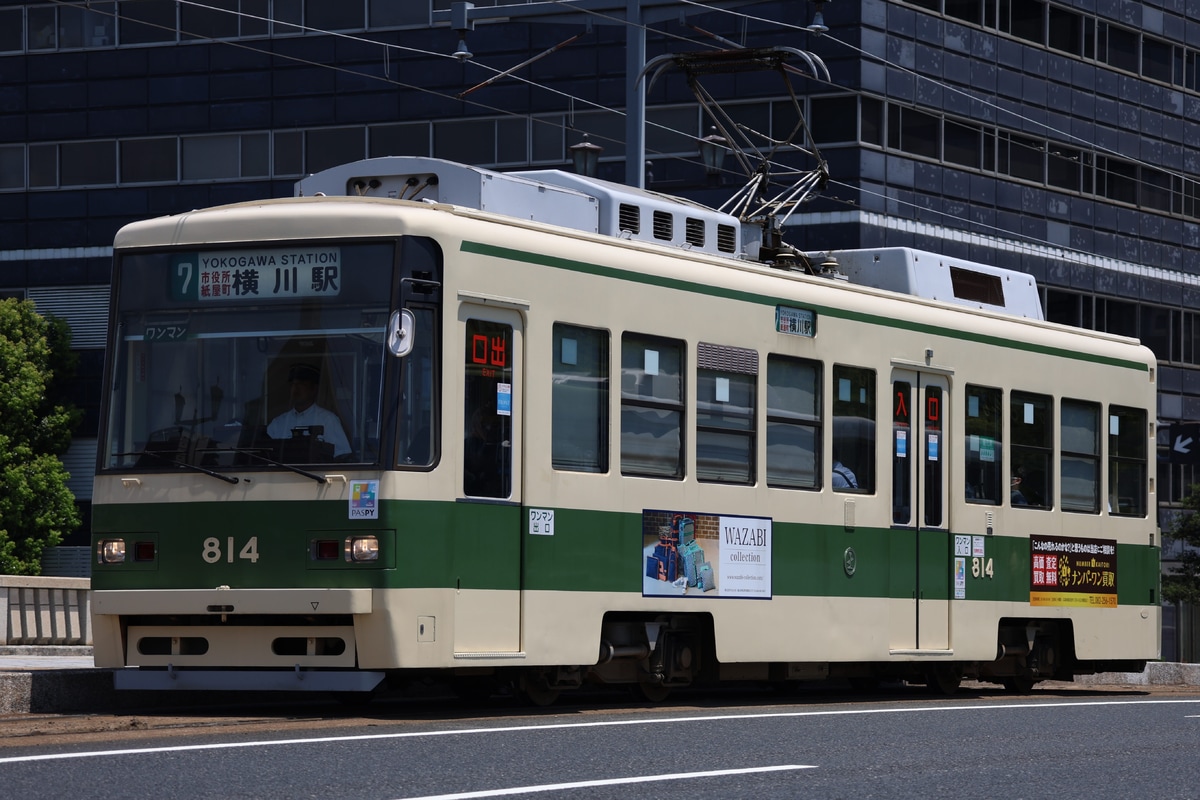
left=267, top=363, right=351, bottom=458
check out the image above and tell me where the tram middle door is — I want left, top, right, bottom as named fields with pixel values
left=889, top=370, right=950, bottom=652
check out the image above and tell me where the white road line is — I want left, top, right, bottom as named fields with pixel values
left=1, top=698, right=1198, bottom=765
left=393, top=765, right=816, bottom=800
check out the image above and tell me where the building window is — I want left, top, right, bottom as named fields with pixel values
left=62, top=141, right=117, bottom=186
left=860, top=97, right=884, bottom=147
left=0, top=8, right=22, bottom=52
left=998, top=132, right=1044, bottom=183
left=369, top=123, right=430, bottom=158
left=181, top=0, right=239, bottom=40
left=1098, top=298, right=1137, bottom=339
left=27, top=6, right=57, bottom=50
left=945, top=0, right=983, bottom=25
left=120, top=138, right=177, bottom=184
left=887, top=104, right=940, bottom=160
left=1061, top=399, right=1100, bottom=513
left=696, top=343, right=757, bottom=485
left=1098, top=21, right=1139, bottom=74
left=1047, top=6, right=1089, bottom=58
left=965, top=385, right=1003, bottom=505
left=305, top=0, right=364, bottom=31
left=1140, top=167, right=1174, bottom=213
left=999, top=0, right=1045, bottom=45
left=0, top=145, right=22, bottom=190
left=274, top=131, right=303, bottom=176
left=1109, top=406, right=1147, bottom=517
left=1141, top=35, right=1175, bottom=84
left=832, top=365, right=874, bottom=493
left=1047, top=147, right=1091, bottom=194
left=810, top=96, right=860, bottom=144
left=944, top=120, right=983, bottom=169
left=305, top=128, right=366, bottom=174
left=621, top=333, right=684, bottom=478
left=119, top=0, right=178, bottom=45
left=370, top=0, right=431, bottom=27
left=552, top=324, right=609, bottom=474
left=1096, top=156, right=1138, bottom=205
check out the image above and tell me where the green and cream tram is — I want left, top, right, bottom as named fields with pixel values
left=91, top=157, right=1159, bottom=701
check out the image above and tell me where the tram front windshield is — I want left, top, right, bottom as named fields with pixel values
left=102, top=242, right=393, bottom=470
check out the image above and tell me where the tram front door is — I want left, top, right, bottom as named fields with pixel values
left=889, top=367, right=950, bottom=652
left=455, top=306, right=523, bottom=655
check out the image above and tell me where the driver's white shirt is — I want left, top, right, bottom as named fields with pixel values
left=267, top=404, right=350, bottom=457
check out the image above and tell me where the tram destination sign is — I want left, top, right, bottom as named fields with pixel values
left=776, top=305, right=816, bottom=337
left=170, top=248, right=343, bottom=302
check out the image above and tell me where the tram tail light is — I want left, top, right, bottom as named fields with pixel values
left=133, top=541, right=156, bottom=562
left=97, top=539, right=126, bottom=564
left=346, top=535, right=379, bottom=562
left=313, top=539, right=341, bottom=560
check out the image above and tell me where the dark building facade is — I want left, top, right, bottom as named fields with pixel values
left=2, top=0, right=1199, bottom=563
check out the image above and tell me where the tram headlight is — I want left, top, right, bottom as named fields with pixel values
left=97, top=538, right=126, bottom=565
left=346, top=535, right=380, bottom=562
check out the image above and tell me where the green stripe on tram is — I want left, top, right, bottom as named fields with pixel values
left=460, top=240, right=1149, bottom=373
left=91, top=499, right=1160, bottom=607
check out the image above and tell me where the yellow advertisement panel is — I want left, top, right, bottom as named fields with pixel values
left=1029, top=534, right=1117, bottom=608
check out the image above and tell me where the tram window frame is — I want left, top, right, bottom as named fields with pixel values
left=695, top=343, right=758, bottom=486
left=551, top=323, right=610, bottom=474
left=396, top=306, right=438, bottom=469
left=1108, top=405, right=1147, bottom=517
left=620, top=332, right=685, bottom=479
left=1060, top=398, right=1101, bottom=514
left=965, top=385, right=1003, bottom=505
left=766, top=355, right=821, bottom=490
left=1011, top=390, right=1052, bottom=509
left=832, top=364, right=875, bottom=494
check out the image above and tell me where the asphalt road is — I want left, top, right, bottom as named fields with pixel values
left=1, top=683, right=1198, bottom=800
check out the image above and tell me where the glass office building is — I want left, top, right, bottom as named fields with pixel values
left=1, top=0, right=1198, bottom=552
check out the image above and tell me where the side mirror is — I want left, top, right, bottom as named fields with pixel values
left=387, top=308, right=416, bottom=357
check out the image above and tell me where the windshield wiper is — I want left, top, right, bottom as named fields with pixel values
left=214, top=446, right=328, bottom=484
left=115, top=450, right=240, bottom=485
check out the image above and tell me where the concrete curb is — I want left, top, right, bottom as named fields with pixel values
left=1074, top=662, right=1200, bottom=687
left=0, top=657, right=1196, bottom=715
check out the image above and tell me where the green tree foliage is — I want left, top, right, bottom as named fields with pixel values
left=0, top=298, right=81, bottom=574
left=1164, top=486, right=1200, bottom=605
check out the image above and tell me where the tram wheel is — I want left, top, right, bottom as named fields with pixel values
left=517, top=673, right=561, bottom=707
left=1001, top=675, right=1037, bottom=693
left=633, top=680, right=671, bottom=703
left=927, top=666, right=962, bottom=695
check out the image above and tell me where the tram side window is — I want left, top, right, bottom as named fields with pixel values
left=552, top=323, right=609, bottom=473
left=832, top=364, right=875, bottom=493
left=696, top=343, right=757, bottom=485
left=965, top=385, right=1003, bottom=504
left=620, top=333, right=684, bottom=479
left=1108, top=405, right=1147, bottom=516
left=463, top=319, right=513, bottom=498
left=1061, top=399, right=1100, bottom=513
left=766, top=355, right=821, bottom=489
left=1010, top=391, right=1052, bottom=509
